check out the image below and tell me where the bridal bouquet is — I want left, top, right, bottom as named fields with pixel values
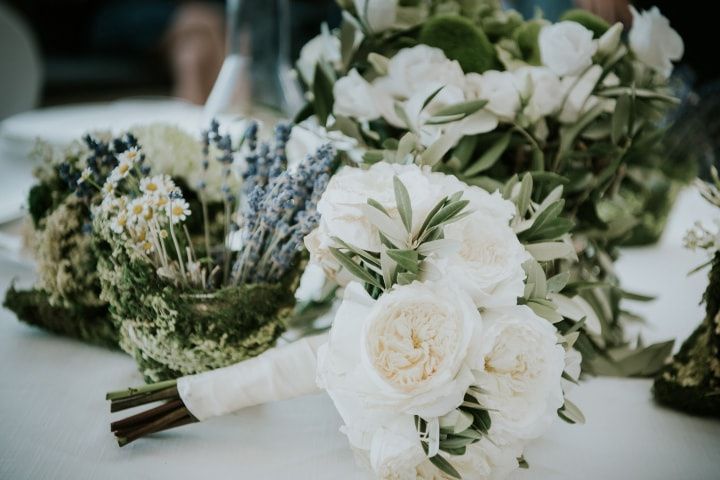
left=293, top=0, right=686, bottom=375
left=3, top=125, right=224, bottom=348
left=108, top=163, right=586, bottom=479
left=93, top=121, right=334, bottom=381
left=654, top=171, right=720, bottom=417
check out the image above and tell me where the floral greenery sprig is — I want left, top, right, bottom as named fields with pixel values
left=330, top=176, right=470, bottom=299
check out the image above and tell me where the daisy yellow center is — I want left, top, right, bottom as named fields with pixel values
left=172, top=205, right=185, bottom=216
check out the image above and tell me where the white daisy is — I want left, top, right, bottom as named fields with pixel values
left=78, top=167, right=93, bottom=185
left=167, top=198, right=191, bottom=224
left=111, top=213, right=128, bottom=234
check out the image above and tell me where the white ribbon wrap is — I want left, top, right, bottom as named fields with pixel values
left=177, top=334, right=328, bottom=421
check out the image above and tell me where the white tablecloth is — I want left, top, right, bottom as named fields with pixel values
left=1, top=189, right=719, bottom=480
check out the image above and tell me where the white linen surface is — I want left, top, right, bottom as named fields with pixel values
left=1, top=189, right=719, bottom=480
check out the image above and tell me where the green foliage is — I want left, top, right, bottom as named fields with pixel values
left=28, top=183, right=55, bottom=227
left=419, top=15, right=497, bottom=73
left=97, top=245, right=299, bottom=381
left=513, top=19, right=544, bottom=65
left=559, top=9, right=610, bottom=37
left=3, top=286, right=118, bottom=349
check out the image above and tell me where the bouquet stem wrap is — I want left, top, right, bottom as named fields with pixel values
left=177, top=334, right=327, bottom=421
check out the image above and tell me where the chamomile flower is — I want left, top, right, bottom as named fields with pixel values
left=127, top=199, right=151, bottom=225
left=118, top=147, right=141, bottom=164
left=167, top=198, right=191, bottom=224
left=141, top=175, right=173, bottom=197
left=111, top=213, right=128, bottom=234
left=110, top=157, right=134, bottom=181
left=102, top=179, right=116, bottom=196
left=78, top=167, right=93, bottom=185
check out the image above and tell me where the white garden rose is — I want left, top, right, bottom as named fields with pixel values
left=629, top=6, right=684, bottom=79
left=465, top=71, right=520, bottom=120
left=471, top=305, right=565, bottom=441
left=513, top=67, right=564, bottom=122
left=296, top=32, right=341, bottom=85
left=354, top=0, right=398, bottom=33
left=333, top=69, right=381, bottom=121
left=380, top=45, right=465, bottom=99
left=312, top=163, right=444, bottom=253
left=435, top=212, right=529, bottom=308
left=318, top=280, right=480, bottom=418
left=539, top=21, right=597, bottom=77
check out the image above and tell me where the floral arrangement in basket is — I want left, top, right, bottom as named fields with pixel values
left=3, top=124, right=223, bottom=348
left=292, top=0, right=688, bottom=375
left=92, top=121, right=335, bottom=381
left=107, top=162, right=588, bottom=480
left=653, top=170, right=720, bottom=417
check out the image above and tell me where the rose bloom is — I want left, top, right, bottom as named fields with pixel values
left=464, top=71, right=521, bottom=121
left=512, top=66, right=564, bottom=122
left=539, top=21, right=597, bottom=77
left=317, top=280, right=481, bottom=477
left=629, top=6, right=684, bottom=79
left=471, top=305, right=566, bottom=441
left=333, top=69, right=381, bottom=122
left=375, top=45, right=465, bottom=103
left=434, top=212, right=530, bottom=309
left=305, top=163, right=445, bottom=283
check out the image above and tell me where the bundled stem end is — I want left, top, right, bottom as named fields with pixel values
left=107, top=380, right=198, bottom=446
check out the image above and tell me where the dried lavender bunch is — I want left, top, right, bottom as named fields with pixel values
left=233, top=126, right=334, bottom=284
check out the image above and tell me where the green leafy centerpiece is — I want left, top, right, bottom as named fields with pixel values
left=293, top=0, right=688, bottom=375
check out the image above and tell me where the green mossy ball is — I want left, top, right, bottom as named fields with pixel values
left=514, top=20, right=544, bottom=66
left=559, top=9, right=610, bottom=37
left=419, top=15, right=497, bottom=74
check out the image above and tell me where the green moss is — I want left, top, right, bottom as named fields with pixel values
left=419, top=15, right=497, bottom=73
left=97, top=248, right=299, bottom=382
left=28, top=183, right=55, bottom=227
left=653, top=253, right=720, bottom=417
left=513, top=20, right=544, bottom=66
left=559, top=9, right=610, bottom=37
left=3, top=286, right=118, bottom=349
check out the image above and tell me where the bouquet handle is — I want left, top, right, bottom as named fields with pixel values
left=178, top=333, right=327, bottom=421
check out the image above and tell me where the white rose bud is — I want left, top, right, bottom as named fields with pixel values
left=539, top=21, right=598, bottom=77
left=332, top=69, right=381, bottom=121
left=598, top=22, right=624, bottom=56
left=629, top=6, right=684, bottom=79
left=354, top=0, right=398, bottom=33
